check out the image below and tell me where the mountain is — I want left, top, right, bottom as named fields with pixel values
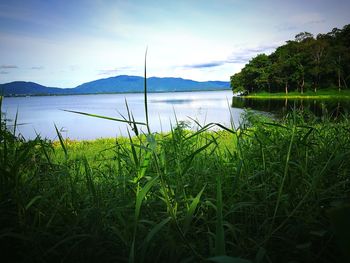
left=74, top=75, right=230, bottom=93
left=74, top=75, right=144, bottom=93
left=0, top=81, right=68, bottom=96
left=0, top=75, right=230, bottom=96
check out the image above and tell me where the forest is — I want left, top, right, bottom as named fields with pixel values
left=230, top=24, right=350, bottom=94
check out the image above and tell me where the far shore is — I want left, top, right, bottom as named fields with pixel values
left=2, top=88, right=231, bottom=98
left=241, top=89, right=350, bottom=100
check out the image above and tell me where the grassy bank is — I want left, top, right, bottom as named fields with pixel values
left=243, top=89, right=350, bottom=99
left=1, top=110, right=350, bottom=262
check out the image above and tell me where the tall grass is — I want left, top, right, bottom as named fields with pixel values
left=1, top=107, right=350, bottom=262
left=1, top=57, right=350, bottom=262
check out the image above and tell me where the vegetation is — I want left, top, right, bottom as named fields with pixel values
left=244, top=89, right=350, bottom=99
left=1, top=103, right=350, bottom=262
left=231, top=24, right=350, bottom=94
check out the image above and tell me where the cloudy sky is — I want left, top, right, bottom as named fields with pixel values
left=0, top=0, right=349, bottom=88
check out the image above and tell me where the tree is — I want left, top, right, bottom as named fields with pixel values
left=251, top=54, right=273, bottom=92
left=230, top=72, right=244, bottom=92
left=230, top=24, right=350, bottom=94
left=295, top=32, right=314, bottom=43
left=304, top=36, right=329, bottom=92
left=272, top=43, right=301, bottom=94
left=336, top=25, right=350, bottom=89
left=327, top=38, right=348, bottom=90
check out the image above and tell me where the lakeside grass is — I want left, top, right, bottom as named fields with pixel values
left=243, top=89, right=350, bottom=100
left=1, top=110, right=350, bottom=262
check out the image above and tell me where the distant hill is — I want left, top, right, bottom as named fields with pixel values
left=1, top=75, right=230, bottom=96
left=0, top=81, right=69, bottom=96
left=75, top=75, right=229, bottom=93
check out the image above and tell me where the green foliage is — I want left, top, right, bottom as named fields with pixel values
left=230, top=24, right=350, bottom=94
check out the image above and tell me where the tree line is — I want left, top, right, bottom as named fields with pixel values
left=230, top=24, right=350, bottom=94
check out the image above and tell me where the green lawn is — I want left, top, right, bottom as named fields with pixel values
left=243, top=89, right=350, bottom=99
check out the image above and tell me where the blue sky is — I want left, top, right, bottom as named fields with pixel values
left=0, top=0, right=349, bottom=88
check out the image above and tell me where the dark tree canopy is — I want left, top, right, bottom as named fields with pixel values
left=230, top=24, right=350, bottom=93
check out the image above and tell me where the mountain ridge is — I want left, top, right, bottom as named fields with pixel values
left=1, top=75, right=230, bottom=96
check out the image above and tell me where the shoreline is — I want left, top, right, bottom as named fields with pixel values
left=241, top=90, right=350, bottom=100
left=2, top=88, right=231, bottom=98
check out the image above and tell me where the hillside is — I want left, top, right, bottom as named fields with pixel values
left=0, top=81, right=68, bottom=96
left=75, top=75, right=229, bottom=93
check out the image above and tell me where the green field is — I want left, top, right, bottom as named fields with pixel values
left=243, top=89, right=350, bottom=100
left=1, top=109, right=350, bottom=262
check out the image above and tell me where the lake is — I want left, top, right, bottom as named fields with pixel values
left=2, top=90, right=241, bottom=140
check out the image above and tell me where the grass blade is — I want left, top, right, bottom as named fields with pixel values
left=144, top=47, right=151, bottom=133
left=215, top=174, right=225, bottom=256
left=208, top=255, right=252, bottom=263
left=62, top=109, right=146, bottom=126
left=184, top=185, right=206, bottom=234
left=54, top=124, right=67, bottom=157
left=13, top=108, right=19, bottom=136
left=135, top=176, right=158, bottom=221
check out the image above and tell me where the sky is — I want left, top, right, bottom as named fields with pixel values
left=0, top=0, right=349, bottom=88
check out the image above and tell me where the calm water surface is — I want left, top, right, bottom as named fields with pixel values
left=3, top=90, right=241, bottom=140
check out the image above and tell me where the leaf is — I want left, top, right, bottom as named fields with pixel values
left=207, top=255, right=252, bottom=263
left=301, top=127, right=315, bottom=143
left=144, top=217, right=171, bottom=244
left=144, top=47, right=150, bottom=133
left=183, top=185, right=206, bottom=234
left=146, top=134, right=157, bottom=150
left=135, top=176, right=159, bottom=221
left=296, top=242, right=312, bottom=249
left=255, top=247, right=266, bottom=263
left=62, top=109, right=146, bottom=126
left=262, top=122, right=288, bottom=129
left=13, top=108, right=18, bottom=136
left=54, top=124, right=67, bottom=157
left=310, top=229, right=327, bottom=237
left=127, top=129, right=139, bottom=169
left=25, top=195, right=42, bottom=210
left=137, top=150, right=152, bottom=182
left=181, top=140, right=214, bottom=176
left=329, top=204, right=350, bottom=260
left=182, top=139, right=214, bottom=163
left=215, top=175, right=225, bottom=256
left=129, top=241, right=135, bottom=263
left=185, top=122, right=235, bottom=141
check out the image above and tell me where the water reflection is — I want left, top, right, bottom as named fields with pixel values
left=231, top=97, right=350, bottom=117
left=150, top=99, right=194, bottom=104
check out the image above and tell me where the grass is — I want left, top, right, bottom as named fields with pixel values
left=243, top=89, right=350, bottom=99
left=1, top=109, right=350, bottom=262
